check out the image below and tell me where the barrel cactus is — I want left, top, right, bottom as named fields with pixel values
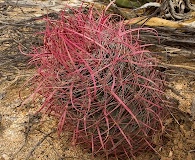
left=26, top=3, right=169, bottom=159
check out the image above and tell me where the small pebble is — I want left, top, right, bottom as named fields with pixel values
left=0, top=154, right=9, bottom=160
left=0, top=92, right=6, bottom=100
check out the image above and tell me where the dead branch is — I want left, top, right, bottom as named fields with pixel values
left=25, top=129, right=55, bottom=160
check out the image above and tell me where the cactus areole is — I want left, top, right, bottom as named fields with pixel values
left=26, top=3, right=169, bottom=159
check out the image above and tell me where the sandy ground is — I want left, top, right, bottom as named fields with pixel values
left=0, top=0, right=195, bottom=160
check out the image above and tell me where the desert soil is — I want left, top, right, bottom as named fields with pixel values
left=0, top=0, right=195, bottom=160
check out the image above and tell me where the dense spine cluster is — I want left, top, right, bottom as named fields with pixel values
left=27, top=4, right=168, bottom=159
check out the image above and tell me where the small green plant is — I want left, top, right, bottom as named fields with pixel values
left=24, top=3, right=169, bottom=159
